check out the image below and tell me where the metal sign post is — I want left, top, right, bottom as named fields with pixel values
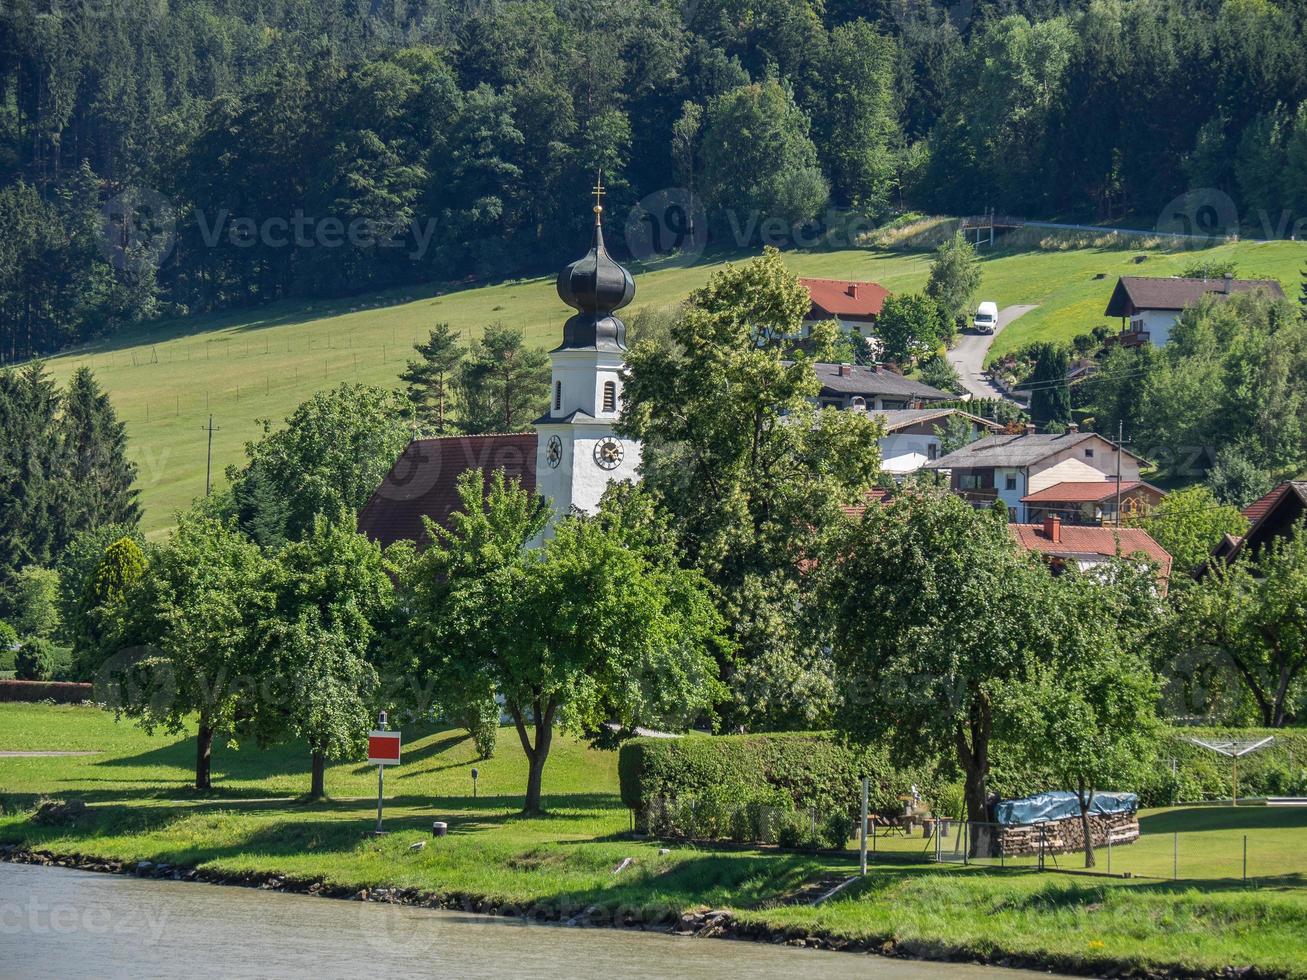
left=367, top=711, right=402, bottom=835
left=859, top=777, right=869, bottom=876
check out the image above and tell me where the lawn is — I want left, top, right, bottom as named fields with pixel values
left=38, top=238, right=1307, bottom=537
left=3, top=703, right=1307, bottom=976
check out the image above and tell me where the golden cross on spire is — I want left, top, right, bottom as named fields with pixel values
left=592, top=170, right=606, bottom=214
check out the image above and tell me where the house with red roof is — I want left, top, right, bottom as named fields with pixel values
left=1009, top=515, right=1172, bottom=592
left=798, top=277, right=888, bottom=341
left=1020, top=479, right=1166, bottom=527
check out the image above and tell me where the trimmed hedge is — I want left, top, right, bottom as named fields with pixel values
left=618, top=732, right=938, bottom=823
left=0, top=680, right=94, bottom=703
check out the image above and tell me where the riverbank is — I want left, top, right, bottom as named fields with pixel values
left=3, top=704, right=1306, bottom=978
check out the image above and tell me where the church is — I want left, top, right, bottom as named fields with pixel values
left=357, top=193, right=640, bottom=548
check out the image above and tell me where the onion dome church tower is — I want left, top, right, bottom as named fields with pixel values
left=533, top=176, right=642, bottom=535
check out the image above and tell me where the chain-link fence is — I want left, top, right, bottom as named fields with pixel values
left=858, top=809, right=1307, bottom=882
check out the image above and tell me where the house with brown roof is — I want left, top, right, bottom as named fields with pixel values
left=924, top=424, right=1150, bottom=522
left=1104, top=274, right=1285, bottom=347
left=1010, top=515, right=1172, bottom=591
left=798, top=277, right=888, bottom=340
left=1209, top=481, right=1307, bottom=567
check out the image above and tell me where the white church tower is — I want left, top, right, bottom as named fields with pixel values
left=533, top=180, right=642, bottom=535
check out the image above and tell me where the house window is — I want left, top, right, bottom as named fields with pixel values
left=1008, top=507, right=1018, bottom=522
left=554, top=381, right=562, bottom=411
left=1084, top=448, right=1094, bottom=459
left=927, top=443, right=938, bottom=461
left=1005, top=474, right=1017, bottom=491
left=602, top=381, right=616, bottom=413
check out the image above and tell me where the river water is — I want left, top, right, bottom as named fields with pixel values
left=0, top=863, right=1050, bottom=979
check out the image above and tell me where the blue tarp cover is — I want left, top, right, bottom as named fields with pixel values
left=994, top=790, right=1138, bottom=826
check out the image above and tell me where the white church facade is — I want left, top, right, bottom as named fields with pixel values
left=356, top=194, right=642, bottom=548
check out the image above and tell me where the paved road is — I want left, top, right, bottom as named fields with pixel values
left=947, top=304, right=1037, bottom=402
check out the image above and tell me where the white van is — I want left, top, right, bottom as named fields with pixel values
left=973, top=301, right=998, bottom=334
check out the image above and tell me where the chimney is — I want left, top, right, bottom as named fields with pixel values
left=1043, top=513, right=1062, bottom=544
left=1223, top=273, right=1233, bottom=294
left=1024, top=423, right=1036, bottom=436
left=1067, top=421, right=1079, bottom=433
left=838, top=363, right=853, bottom=377
left=847, top=283, right=859, bottom=299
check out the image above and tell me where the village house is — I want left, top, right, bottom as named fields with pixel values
left=1207, top=481, right=1307, bottom=569
left=1104, top=275, right=1286, bottom=348
left=1009, top=515, right=1173, bottom=591
left=924, top=424, right=1150, bottom=523
left=874, top=408, right=1001, bottom=475
left=809, top=362, right=956, bottom=411
left=798, top=277, right=888, bottom=340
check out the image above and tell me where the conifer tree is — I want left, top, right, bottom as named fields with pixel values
left=399, top=324, right=464, bottom=434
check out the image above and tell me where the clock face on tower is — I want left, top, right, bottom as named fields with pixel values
left=594, top=437, right=624, bottom=470
left=545, top=435, right=563, bottom=468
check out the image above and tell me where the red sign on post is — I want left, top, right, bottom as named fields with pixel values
left=368, top=730, right=401, bottom=766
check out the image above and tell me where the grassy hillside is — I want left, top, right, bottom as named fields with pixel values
left=41, top=238, right=1307, bottom=536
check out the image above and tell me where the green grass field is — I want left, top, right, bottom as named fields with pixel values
left=2, top=703, right=1306, bottom=976
left=39, top=238, right=1307, bottom=537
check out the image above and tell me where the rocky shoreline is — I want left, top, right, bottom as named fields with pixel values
left=0, top=845, right=1268, bottom=980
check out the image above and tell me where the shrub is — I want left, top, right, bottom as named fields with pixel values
left=776, top=810, right=809, bottom=849
left=460, top=697, right=499, bottom=760
left=620, top=731, right=938, bottom=834
left=821, top=810, right=853, bottom=849
left=15, top=639, right=55, bottom=681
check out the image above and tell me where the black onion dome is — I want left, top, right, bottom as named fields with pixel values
left=555, top=206, right=634, bottom=351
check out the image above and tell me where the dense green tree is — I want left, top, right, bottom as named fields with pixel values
left=407, top=470, right=724, bottom=812
left=12, top=566, right=60, bottom=640
left=1176, top=523, right=1307, bottom=727
left=15, top=637, right=55, bottom=681
left=876, top=293, right=945, bottom=366
left=1002, top=632, right=1160, bottom=868
left=229, top=384, right=411, bottom=545
left=56, top=523, right=144, bottom=675
left=59, top=368, right=140, bottom=531
left=924, top=233, right=981, bottom=329
left=247, top=516, right=395, bottom=799
left=458, top=324, right=550, bottom=434
left=815, top=21, right=899, bottom=212
left=108, top=511, right=273, bottom=790
left=1139, top=485, right=1249, bottom=577
left=700, top=81, right=828, bottom=232
left=1025, top=343, right=1072, bottom=429
left=621, top=249, right=883, bottom=728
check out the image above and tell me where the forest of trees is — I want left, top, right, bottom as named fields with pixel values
left=4, top=0, right=1307, bottom=360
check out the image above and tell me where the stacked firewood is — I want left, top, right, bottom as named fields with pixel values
left=996, top=811, right=1139, bottom=857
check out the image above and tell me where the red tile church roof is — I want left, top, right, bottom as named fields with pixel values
left=357, top=433, right=538, bottom=548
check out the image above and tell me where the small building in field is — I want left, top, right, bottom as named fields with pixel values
left=798, top=277, right=888, bottom=340
left=1009, top=515, right=1172, bottom=591
left=924, top=424, right=1149, bottom=522
left=1103, top=275, right=1286, bottom=347
left=1020, top=479, right=1166, bottom=527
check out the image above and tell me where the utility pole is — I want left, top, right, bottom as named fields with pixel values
left=202, top=415, right=220, bottom=496
left=1114, top=419, right=1130, bottom=528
